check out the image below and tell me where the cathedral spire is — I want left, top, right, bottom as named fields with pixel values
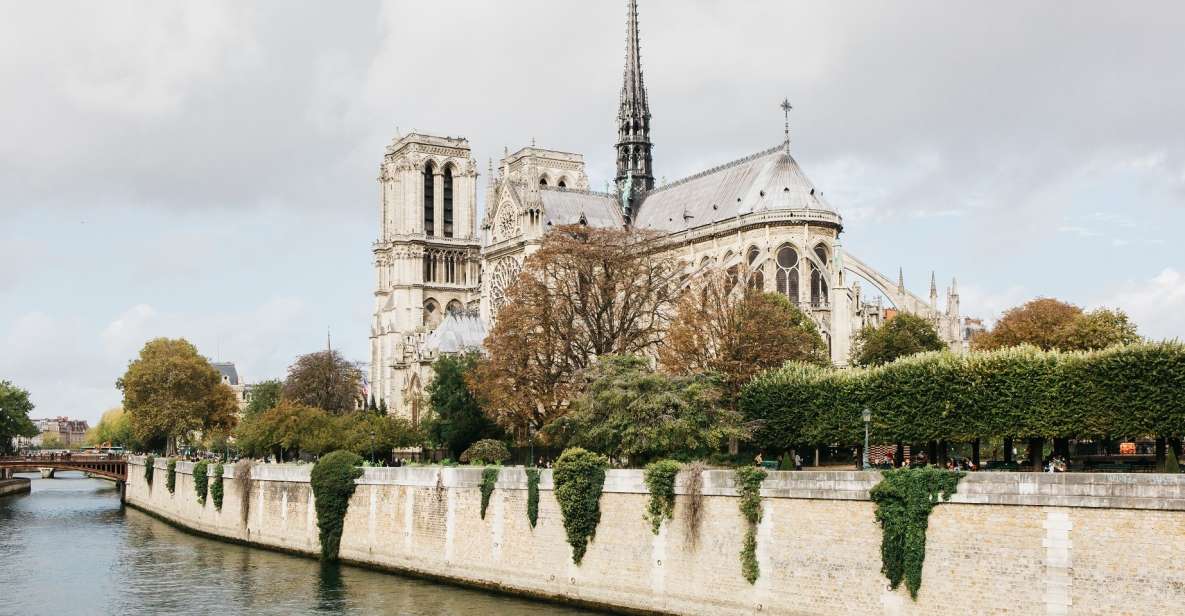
left=616, top=0, right=655, bottom=203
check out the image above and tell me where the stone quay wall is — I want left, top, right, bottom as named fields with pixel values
left=0, top=477, right=32, bottom=497
left=123, top=458, right=1185, bottom=615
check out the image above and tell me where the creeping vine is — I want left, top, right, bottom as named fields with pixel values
left=734, top=466, right=767, bottom=584
left=869, top=466, right=963, bottom=599
left=211, top=462, right=225, bottom=511
left=310, top=450, right=364, bottom=561
left=682, top=461, right=705, bottom=549
left=525, top=467, right=541, bottom=528
left=480, top=466, right=500, bottom=519
left=553, top=448, right=609, bottom=565
left=144, top=455, right=155, bottom=486
left=166, top=458, right=177, bottom=494
left=236, top=459, right=257, bottom=527
left=643, top=460, right=681, bottom=534
left=193, top=460, right=209, bottom=505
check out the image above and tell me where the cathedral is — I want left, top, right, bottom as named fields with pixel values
left=369, top=0, right=965, bottom=419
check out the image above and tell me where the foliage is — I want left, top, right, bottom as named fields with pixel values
left=683, top=461, right=705, bottom=549
left=852, top=313, right=946, bottom=367
left=211, top=462, right=225, bottom=510
left=40, top=434, right=66, bottom=450
left=525, top=467, right=541, bottom=528
left=734, top=466, right=767, bottom=584
left=973, top=298, right=1140, bottom=352
left=0, top=380, right=39, bottom=455
left=236, top=459, right=257, bottom=526
left=643, top=460, right=681, bottom=534
left=283, top=350, right=364, bottom=414
left=426, top=353, right=505, bottom=457
left=117, top=338, right=238, bottom=455
left=553, top=448, right=609, bottom=565
left=310, top=450, right=364, bottom=561
left=480, top=466, right=500, bottom=520
left=545, top=355, right=747, bottom=464
left=869, top=467, right=963, bottom=599
left=472, top=225, right=680, bottom=441
left=244, top=379, right=283, bottom=418
left=460, top=439, right=511, bottom=465
left=166, top=458, right=177, bottom=494
left=144, top=455, right=155, bottom=485
left=659, top=271, right=827, bottom=407
left=741, top=342, right=1185, bottom=448
left=193, top=460, right=209, bottom=505
left=1167, top=448, right=1181, bottom=474
left=86, top=407, right=138, bottom=449
left=235, top=402, right=419, bottom=461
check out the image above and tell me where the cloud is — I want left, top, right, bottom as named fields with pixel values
left=1106, top=268, right=1185, bottom=341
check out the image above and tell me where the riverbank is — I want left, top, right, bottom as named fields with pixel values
left=124, top=457, right=1185, bottom=615
left=0, top=477, right=31, bottom=497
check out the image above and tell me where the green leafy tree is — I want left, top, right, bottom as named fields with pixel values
left=1058, top=308, right=1141, bottom=350
left=117, top=338, right=239, bottom=455
left=0, top=380, right=39, bottom=454
left=973, top=298, right=1140, bottom=352
left=244, top=379, right=283, bottom=418
left=427, top=353, right=504, bottom=457
left=235, top=400, right=334, bottom=460
left=334, top=411, right=421, bottom=461
left=546, top=355, right=747, bottom=464
left=852, top=313, right=946, bottom=367
left=282, top=350, right=363, bottom=414
left=40, top=434, right=66, bottom=450
left=86, top=407, right=138, bottom=449
left=460, top=439, right=511, bottom=464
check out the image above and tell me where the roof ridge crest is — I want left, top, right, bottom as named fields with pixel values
left=649, top=144, right=783, bottom=194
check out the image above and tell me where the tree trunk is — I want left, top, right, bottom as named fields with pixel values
left=972, top=439, right=981, bottom=468
left=1028, top=437, right=1044, bottom=472
left=895, top=442, right=905, bottom=468
left=1156, top=437, right=1167, bottom=470
left=927, top=441, right=938, bottom=466
left=814, top=446, right=820, bottom=468
left=1003, top=437, right=1014, bottom=463
left=1170, top=437, right=1182, bottom=459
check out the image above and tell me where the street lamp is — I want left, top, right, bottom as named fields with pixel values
left=862, top=408, right=872, bottom=471
left=369, top=430, right=376, bottom=464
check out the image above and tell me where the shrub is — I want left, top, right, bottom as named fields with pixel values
left=553, top=448, right=609, bottom=565
left=734, top=466, right=767, bottom=584
left=869, top=466, right=963, bottom=599
left=310, top=450, right=364, bottom=561
left=480, top=466, right=500, bottom=519
left=211, top=463, right=225, bottom=510
left=525, top=467, right=541, bottom=528
left=643, top=460, right=681, bottom=534
left=1167, top=447, right=1181, bottom=474
left=193, top=460, right=209, bottom=505
left=144, top=455, right=155, bottom=486
left=166, top=458, right=177, bottom=494
left=460, top=439, right=511, bottom=465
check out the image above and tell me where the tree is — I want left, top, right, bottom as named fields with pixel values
left=426, top=353, right=504, bottom=457
left=0, top=380, right=38, bottom=455
left=852, top=313, right=946, bottom=367
left=244, top=379, right=283, bottom=418
left=117, top=338, right=239, bottom=455
left=659, top=270, right=828, bottom=406
left=472, top=225, right=680, bottom=440
left=86, top=407, right=137, bottom=449
left=282, top=350, right=363, bottom=414
left=334, top=411, right=421, bottom=461
left=973, top=298, right=1141, bottom=352
left=235, top=400, right=419, bottom=461
left=40, top=434, right=66, bottom=450
left=1058, top=308, right=1141, bottom=351
left=544, top=355, right=747, bottom=464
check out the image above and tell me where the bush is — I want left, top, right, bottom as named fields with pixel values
left=869, top=467, right=963, bottom=599
left=310, top=450, right=364, bottom=561
left=480, top=466, right=499, bottom=519
left=734, top=466, right=767, bottom=584
left=193, top=460, right=209, bottom=505
left=643, top=460, right=681, bottom=534
left=166, top=458, right=177, bottom=494
left=553, top=448, right=609, bottom=565
left=144, top=455, right=155, bottom=486
left=460, top=439, right=511, bottom=465
left=211, top=463, right=225, bottom=510
left=525, top=467, right=541, bottom=528
left=1167, top=448, right=1181, bottom=474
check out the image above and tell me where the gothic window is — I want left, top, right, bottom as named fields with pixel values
left=811, top=243, right=829, bottom=306
left=423, top=162, right=435, bottom=236
left=539, top=176, right=549, bottom=187
left=723, top=250, right=738, bottom=293
left=775, top=244, right=800, bottom=304
left=558, top=177, right=568, bottom=189
left=446, top=300, right=463, bottom=315
left=423, top=299, right=439, bottom=326
left=497, top=204, right=520, bottom=240
left=443, top=166, right=454, bottom=238
left=423, top=252, right=438, bottom=283
left=747, top=246, right=764, bottom=290
left=490, top=258, right=522, bottom=312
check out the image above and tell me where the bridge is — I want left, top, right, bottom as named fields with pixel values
left=0, top=455, right=127, bottom=482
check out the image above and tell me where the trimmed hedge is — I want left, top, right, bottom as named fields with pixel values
left=144, top=455, right=155, bottom=486
left=525, top=467, right=541, bottom=528
left=741, top=343, right=1185, bottom=447
left=480, top=466, right=499, bottom=519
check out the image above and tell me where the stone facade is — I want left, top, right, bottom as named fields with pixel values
left=125, top=458, right=1185, bottom=615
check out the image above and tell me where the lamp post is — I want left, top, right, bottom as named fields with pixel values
left=862, top=407, right=871, bottom=471
left=369, top=430, right=376, bottom=465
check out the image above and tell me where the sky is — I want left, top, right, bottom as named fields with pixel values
left=2, top=0, right=1183, bottom=424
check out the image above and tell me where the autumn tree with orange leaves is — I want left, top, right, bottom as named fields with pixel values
left=972, top=297, right=1140, bottom=352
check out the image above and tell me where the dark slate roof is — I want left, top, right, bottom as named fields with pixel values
left=540, top=188, right=625, bottom=228
left=211, top=362, right=240, bottom=386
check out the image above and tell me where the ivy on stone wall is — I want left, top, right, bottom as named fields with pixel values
left=211, top=463, right=224, bottom=510
left=643, top=460, right=681, bottom=534
left=310, top=450, right=364, bottom=561
left=553, top=448, right=609, bottom=565
left=144, top=455, right=155, bottom=486
left=166, top=458, right=177, bottom=494
left=525, top=467, right=540, bottom=528
left=236, top=459, right=257, bottom=527
left=869, top=466, right=963, bottom=599
left=193, top=460, right=209, bottom=505
left=734, top=466, right=767, bottom=584
left=480, top=466, right=499, bottom=519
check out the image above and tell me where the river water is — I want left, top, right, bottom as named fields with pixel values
left=0, top=473, right=599, bottom=616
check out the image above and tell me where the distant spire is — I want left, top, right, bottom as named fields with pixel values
left=780, top=98, right=793, bottom=152
left=897, top=267, right=905, bottom=295
left=929, top=271, right=938, bottom=306
left=951, top=277, right=959, bottom=295
left=616, top=0, right=655, bottom=198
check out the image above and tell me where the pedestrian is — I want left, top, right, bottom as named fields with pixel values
left=794, top=452, right=803, bottom=471
left=754, top=452, right=764, bottom=467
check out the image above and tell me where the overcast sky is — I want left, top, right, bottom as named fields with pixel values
left=3, top=0, right=1184, bottom=424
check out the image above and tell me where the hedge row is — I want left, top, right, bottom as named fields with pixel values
left=740, top=342, right=1185, bottom=447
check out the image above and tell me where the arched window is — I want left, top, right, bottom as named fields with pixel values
left=423, top=299, right=439, bottom=327
left=446, top=300, right=463, bottom=315
left=423, top=162, right=435, bottom=236
left=558, top=177, right=568, bottom=189
left=747, top=246, right=764, bottom=290
left=811, top=244, right=829, bottom=306
left=775, top=244, right=800, bottom=304
left=539, top=176, right=549, bottom=187
left=423, top=252, right=437, bottom=283
left=723, top=250, right=738, bottom=293
left=443, top=166, right=454, bottom=238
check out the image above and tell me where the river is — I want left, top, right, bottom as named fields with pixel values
left=0, top=472, right=600, bottom=616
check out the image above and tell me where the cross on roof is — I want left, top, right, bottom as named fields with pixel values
left=780, top=98, right=793, bottom=150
